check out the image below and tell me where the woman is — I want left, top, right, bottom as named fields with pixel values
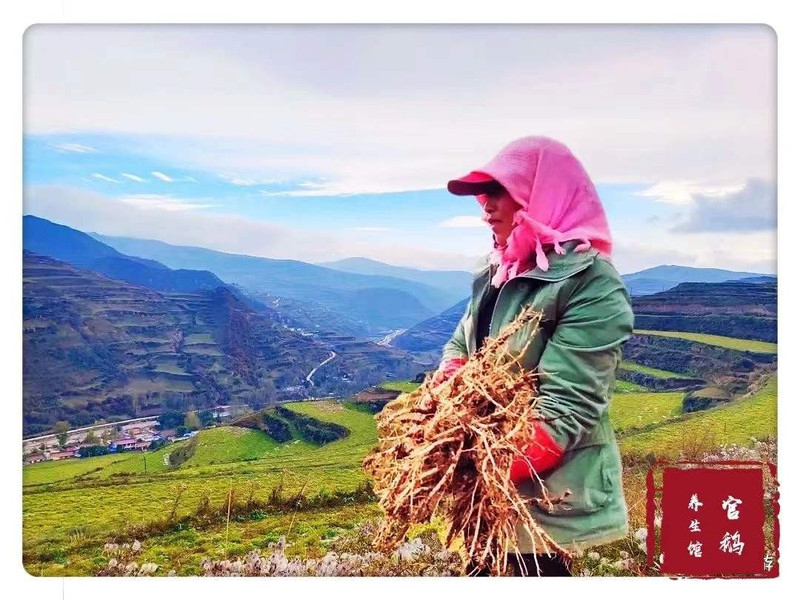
left=432, top=136, right=634, bottom=577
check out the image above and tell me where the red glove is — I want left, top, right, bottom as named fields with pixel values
left=509, top=422, right=564, bottom=483
left=431, top=356, right=467, bottom=387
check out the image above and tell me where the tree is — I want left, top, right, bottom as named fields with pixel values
left=83, top=430, right=100, bottom=446
left=53, top=421, right=70, bottom=449
left=149, top=438, right=168, bottom=451
left=198, top=409, right=215, bottom=428
left=78, top=445, right=109, bottom=458
left=184, top=410, right=201, bottom=431
left=157, top=410, right=185, bottom=431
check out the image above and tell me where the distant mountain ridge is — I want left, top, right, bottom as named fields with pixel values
left=314, top=256, right=774, bottom=300
left=390, top=298, right=469, bottom=357
left=317, top=256, right=472, bottom=296
left=92, top=233, right=466, bottom=335
left=622, top=264, right=773, bottom=296
left=24, top=215, right=225, bottom=294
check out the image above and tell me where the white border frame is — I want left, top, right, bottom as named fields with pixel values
left=3, top=2, right=796, bottom=598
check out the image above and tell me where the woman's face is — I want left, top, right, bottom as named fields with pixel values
left=481, top=186, right=520, bottom=246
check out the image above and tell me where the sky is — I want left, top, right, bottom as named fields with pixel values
left=22, top=25, right=776, bottom=274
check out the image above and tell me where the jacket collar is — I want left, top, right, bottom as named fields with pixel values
left=472, top=240, right=598, bottom=299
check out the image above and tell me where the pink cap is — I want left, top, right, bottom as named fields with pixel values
left=446, top=170, right=504, bottom=196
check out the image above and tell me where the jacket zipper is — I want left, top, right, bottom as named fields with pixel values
left=487, top=279, right=507, bottom=339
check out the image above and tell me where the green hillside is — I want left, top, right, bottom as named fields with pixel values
left=619, top=360, right=685, bottom=379
left=23, top=373, right=777, bottom=576
left=634, top=329, right=778, bottom=354
left=620, top=374, right=777, bottom=457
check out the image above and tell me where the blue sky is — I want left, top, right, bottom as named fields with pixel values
left=22, top=25, right=776, bottom=273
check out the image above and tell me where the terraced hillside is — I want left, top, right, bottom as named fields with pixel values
left=390, top=297, right=469, bottom=356
left=632, top=280, right=777, bottom=342
left=622, top=332, right=776, bottom=395
left=22, top=252, right=325, bottom=433
left=23, top=252, right=423, bottom=434
left=390, top=280, right=777, bottom=380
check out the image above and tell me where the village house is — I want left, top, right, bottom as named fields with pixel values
left=49, top=448, right=79, bottom=461
left=211, top=407, right=231, bottom=420
left=111, top=438, right=138, bottom=451
left=111, top=437, right=152, bottom=452
left=24, top=453, right=46, bottom=465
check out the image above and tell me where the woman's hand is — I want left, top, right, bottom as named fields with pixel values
left=509, top=421, right=564, bottom=483
left=431, top=356, right=467, bottom=387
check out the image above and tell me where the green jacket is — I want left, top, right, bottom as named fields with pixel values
left=441, top=241, right=634, bottom=552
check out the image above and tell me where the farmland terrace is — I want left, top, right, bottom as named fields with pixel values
left=23, top=252, right=423, bottom=435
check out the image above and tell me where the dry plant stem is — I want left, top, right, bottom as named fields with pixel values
left=363, top=305, right=569, bottom=576
left=224, top=484, right=233, bottom=558
left=285, top=479, right=310, bottom=539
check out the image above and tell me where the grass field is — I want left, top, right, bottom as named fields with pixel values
left=634, top=329, right=778, bottom=354
left=23, top=400, right=380, bottom=573
left=620, top=374, right=777, bottom=458
left=23, top=373, right=778, bottom=576
left=377, top=380, right=420, bottom=393
left=23, top=453, right=128, bottom=486
left=619, top=360, right=685, bottom=379
left=612, top=379, right=650, bottom=393
left=609, top=392, right=685, bottom=433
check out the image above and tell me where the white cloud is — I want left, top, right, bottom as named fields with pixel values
left=439, top=216, right=486, bottom=228
left=117, top=194, right=219, bottom=212
left=219, top=174, right=280, bottom=186
left=638, top=181, right=746, bottom=205
left=22, top=183, right=776, bottom=275
left=672, top=178, right=776, bottom=233
left=151, top=171, right=174, bottom=182
left=611, top=228, right=776, bottom=275
left=24, top=26, right=775, bottom=195
left=91, top=173, right=120, bottom=183
left=23, top=185, right=479, bottom=270
left=121, top=173, right=147, bottom=182
left=52, top=142, right=97, bottom=154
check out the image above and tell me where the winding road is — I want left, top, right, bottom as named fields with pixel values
left=376, top=328, right=407, bottom=346
left=306, top=350, right=337, bottom=386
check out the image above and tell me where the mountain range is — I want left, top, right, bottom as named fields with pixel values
left=22, top=217, right=430, bottom=434
left=22, top=213, right=777, bottom=434
left=23, top=216, right=226, bottom=294
left=317, top=256, right=473, bottom=295
left=621, top=264, right=773, bottom=296
left=91, top=233, right=467, bottom=337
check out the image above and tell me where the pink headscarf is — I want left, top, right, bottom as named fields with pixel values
left=471, top=136, right=613, bottom=288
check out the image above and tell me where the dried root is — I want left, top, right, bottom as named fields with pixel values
left=363, top=305, right=568, bottom=575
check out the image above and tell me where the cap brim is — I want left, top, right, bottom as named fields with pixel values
left=447, top=171, right=503, bottom=196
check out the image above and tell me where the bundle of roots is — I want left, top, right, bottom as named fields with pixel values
left=363, top=304, right=568, bottom=576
